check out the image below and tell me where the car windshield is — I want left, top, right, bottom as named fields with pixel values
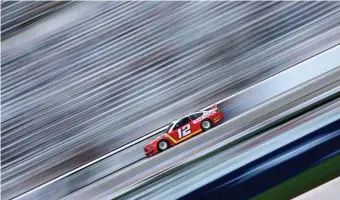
left=165, top=122, right=174, bottom=133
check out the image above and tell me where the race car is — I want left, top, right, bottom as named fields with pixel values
left=144, top=104, right=224, bottom=158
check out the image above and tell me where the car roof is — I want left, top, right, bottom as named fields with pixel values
left=184, top=111, right=204, bottom=118
left=173, top=111, right=205, bottom=124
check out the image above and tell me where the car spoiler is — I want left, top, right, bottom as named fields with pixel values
left=202, top=104, right=218, bottom=111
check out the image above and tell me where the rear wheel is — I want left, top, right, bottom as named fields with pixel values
left=201, top=119, right=213, bottom=131
left=158, top=140, right=169, bottom=152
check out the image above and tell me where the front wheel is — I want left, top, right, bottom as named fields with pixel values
left=201, top=119, right=213, bottom=131
left=158, top=140, right=169, bottom=152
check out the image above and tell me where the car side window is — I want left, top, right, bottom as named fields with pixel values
left=165, top=123, right=174, bottom=133
left=189, top=112, right=203, bottom=121
left=174, top=117, right=190, bottom=129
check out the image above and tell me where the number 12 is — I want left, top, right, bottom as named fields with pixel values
left=177, top=124, right=191, bottom=139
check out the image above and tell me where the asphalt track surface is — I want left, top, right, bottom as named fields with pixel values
left=3, top=2, right=340, bottom=199
left=137, top=101, right=340, bottom=200
left=181, top=113, right=340, bottom=200
left=59, top=69, right=340, bottom=200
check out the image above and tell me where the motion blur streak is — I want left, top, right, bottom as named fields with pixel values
left=1, top=1, right=340, bottom=200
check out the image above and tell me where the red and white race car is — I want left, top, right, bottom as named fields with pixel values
left=144, top=104, right=224, bottom=158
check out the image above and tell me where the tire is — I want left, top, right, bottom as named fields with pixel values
left=201, top=119, right=213, bottom=131
left=158, top=140, right=169, bottom=152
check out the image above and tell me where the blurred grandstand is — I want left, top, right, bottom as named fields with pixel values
left=1, top=1, right=76, bottom=39
left=1, top=1, right=340, bottom=199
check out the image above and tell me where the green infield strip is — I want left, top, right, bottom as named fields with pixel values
left=252, top=153, right=340, bottom=200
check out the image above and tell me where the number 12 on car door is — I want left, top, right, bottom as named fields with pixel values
left=177, top=124, right=191, bottom=139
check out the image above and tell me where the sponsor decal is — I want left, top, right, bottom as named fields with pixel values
left=193, top=110, right=216, bottom=124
